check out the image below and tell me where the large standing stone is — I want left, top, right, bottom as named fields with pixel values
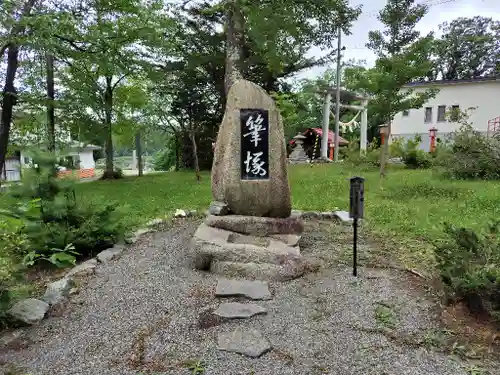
left=211, top=79, right=291, bottom=218
left=215, top=279, right=271, bottom=300
left=218, top=328, right=271, bottom=358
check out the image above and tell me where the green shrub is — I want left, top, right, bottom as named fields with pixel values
left=434, top=222, right=500, bottom=320
left=152, top=148, right=175, bottom=171
left=1, top=151, right=125, bottom=266
left=0, top=220, right=28, bottom=328
left=437, top=124, right=500, bottom=180
left=434, top=107, right=500, bottom=180
left=397, top=135, right=433, bottom=169
left=402, top=149, right=432, bottom=169
left=389, top=136, right=405, bottom=158
left=342, top=140, right=380, bottom=167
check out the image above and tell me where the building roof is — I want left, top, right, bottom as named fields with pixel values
left=307, top=128, right=349, bottom=145
left=404, top=76, right=499, bottom=87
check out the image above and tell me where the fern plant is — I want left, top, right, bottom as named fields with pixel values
left=434, top=221, right=500, bottom=318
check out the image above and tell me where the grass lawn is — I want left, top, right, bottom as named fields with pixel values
left=2, top=163, right=500, bottom=268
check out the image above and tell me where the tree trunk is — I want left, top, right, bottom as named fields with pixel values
left=379, top=121, right=391, bottom=178
left=46, top=53, right=55, bottom=152
left=103, top=76, right=114, bottom=178
left=224, top=0, right=244, bottom=95
left=135, top=131, right=143, bottom=177
left=190, top=130, right=201, bottom=183
left=0, top=0, right=37, bottom=178
left=0, top=45, right=20, bottom=179
left=175, top=133, right=181, bottom=171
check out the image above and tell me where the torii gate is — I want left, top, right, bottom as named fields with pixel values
left=316, top=86, right=369, bottom=160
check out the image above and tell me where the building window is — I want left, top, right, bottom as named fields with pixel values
left=449, top=105, right=460, bottom=122
left=424, top=107, right=433, bottom=123
left=402, top=110, right=410, bottom=117
left=437, top=105, right=446, bottom=122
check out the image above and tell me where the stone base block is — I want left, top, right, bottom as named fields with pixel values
left=190, top=222, right=308, bottom=281
left=205, top=214, right=303, bottom=236
left=210, top=258, right=308, bottom=282
left=191, top=223, right=299, bottom=264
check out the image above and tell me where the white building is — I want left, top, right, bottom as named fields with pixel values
left=391, top=77, right=500, bottom=150
left=1, top=124, right=101, bottom=182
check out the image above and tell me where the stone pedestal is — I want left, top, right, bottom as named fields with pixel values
left=193, top=79, right=308, bottom=280
left=190, top=215, right=308, bottom=281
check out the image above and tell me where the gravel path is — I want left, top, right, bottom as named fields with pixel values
left=0, top=220, right=495, bottom=375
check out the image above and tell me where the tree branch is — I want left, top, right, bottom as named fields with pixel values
left=112, top=74, right=128, bottom=90
left=53, top=35, right=90, bottom=52
left=278, top=50, right=337, bottom=78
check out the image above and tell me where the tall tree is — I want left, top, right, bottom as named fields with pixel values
left=149, top=0, right=362, bottom=173
left=0, top=0, right=39, bottom=178
left=222, top=0, right=362, bottom=94
left=355, top=0, right=438, bottom=177
left=434, top=16, right=499, bottom=80
left=55, top=0, right=173, bottom=178
left=45, top=52, right=55, bottom=151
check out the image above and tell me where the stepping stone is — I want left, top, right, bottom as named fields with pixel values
left=215, top=279, right=271, bottom=300
left=218, top=328, right=271, bottom=358
left=214, top=302, right=267, bottom=319
left=333, top=210, right=353, bottom=224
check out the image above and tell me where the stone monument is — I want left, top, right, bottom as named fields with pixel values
left=190, top=79, right=308, bottom=281
left=212, top=79, right=291, bottom=217
left=288, top=133, right=309, bottom=164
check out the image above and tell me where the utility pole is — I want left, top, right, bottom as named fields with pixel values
left=334, top=25, right=342, bottom=162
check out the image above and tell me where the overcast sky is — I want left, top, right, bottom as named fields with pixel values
left=296, top=0, right=500, bottom=80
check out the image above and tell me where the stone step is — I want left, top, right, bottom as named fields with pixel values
left=191, top=222, right=310, bottom=281
left=205, top=214, right=303, bottom=236
left=191, top=223, right=300, bottom=264
left=214, top=302, right=267, bottom=319
left=218, top=327, right=271, bottom=358
left=215, top=278, right=272, bottom=300
left=211, top=261, right=280, bottom=281
left=211, top=256, right=310, bottom=282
